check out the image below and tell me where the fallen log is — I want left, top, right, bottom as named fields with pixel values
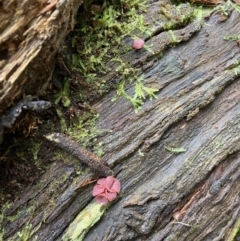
left=1, top=0, right=240, bottom=240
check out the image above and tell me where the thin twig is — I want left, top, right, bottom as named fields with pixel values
left=44, top=133, right=113, bottom=177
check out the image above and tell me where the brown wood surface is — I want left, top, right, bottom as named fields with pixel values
left=1, top=0, right=240, bottom=240
left=0, top=0, right=82, bottom=115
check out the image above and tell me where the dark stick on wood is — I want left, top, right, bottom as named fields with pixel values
left=44, top=132, right=114, bottom=177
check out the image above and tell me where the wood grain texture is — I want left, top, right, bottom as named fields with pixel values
left=1, top=1, right=240, bottom=241
left=0, top=0, right=83, bottom=114
left=83, top=5, right=240, bottom=241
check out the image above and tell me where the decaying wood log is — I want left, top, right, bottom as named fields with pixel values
left=0, top=0, right=83, bottom=115
left=1, top=0, right=240, bottom=240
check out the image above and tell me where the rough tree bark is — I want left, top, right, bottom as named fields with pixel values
left=1, top=0, right=240, bottom=241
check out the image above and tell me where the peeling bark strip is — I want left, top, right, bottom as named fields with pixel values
left=0, top=0, right=83, bottom=114
left=44, top=133, right=113, bottom=176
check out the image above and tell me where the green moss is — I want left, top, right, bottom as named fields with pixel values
left=0, top=204, right=38, bottom=241
left=168, top=30, right=180, bottom=44
left=17, top=224, right=37, bottom=241
left=164, top=146, right=186, bottom=154
left=67, top=0, right=219, bottom=112
left=229, top=0, right=240, bottom=13
left=72, top=0, right=221, bottom=112
left=192, top=6, right=213, bottom=21
left=69, top=0, right=159, bottom=112
left=161, top=3, right=196, bottom=30
left=215, top=0, right=234, bottom=16
left=227, top=218, right=240, bottom=241
left=224, top=35, right=240, bottom=41
left=62, top=202, right=108, bottom=241
left=71, top=0, right=149, bottom=81
left=53, top=107, right=108, bottom=157
left=66, top=112, right=103, bottom=146
left=56, top=108, right=68, bottom=132
left=226, top=61, right=240, bottom=76
left=112, top=75, right=158, bottom=113
left=54, top=78, right=71, bottom=108
left=31, top=140, right=42, bottom=161
left=5, top=221, right=41, bottom=241
left=0, top=203, right=9, bottom=239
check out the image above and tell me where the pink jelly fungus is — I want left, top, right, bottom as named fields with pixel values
left=92, top=176, right=121, bottom=205
left=133, top=38, right=145, bottom=49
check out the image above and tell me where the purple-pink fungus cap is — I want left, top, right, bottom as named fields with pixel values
left=92, top=176, right=121, bottom=205
left=133, top=38, right=145, bottom=50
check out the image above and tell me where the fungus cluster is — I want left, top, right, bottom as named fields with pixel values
left=92, top=176, right=121, bottom=205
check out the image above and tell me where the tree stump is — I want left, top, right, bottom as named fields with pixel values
left=1, top=0, right=240, bottom=240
